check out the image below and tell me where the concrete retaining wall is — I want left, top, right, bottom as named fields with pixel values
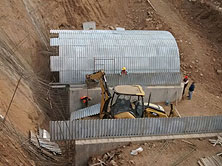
left=69, top=85, right=102, bottom=113
left=69, top=84, right=183, bottom=113
left=75, top=142, right=127, bottom=166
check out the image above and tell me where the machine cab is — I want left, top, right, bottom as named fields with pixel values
left=110, top=85, right=145, bottom=118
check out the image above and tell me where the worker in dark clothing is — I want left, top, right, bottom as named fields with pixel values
left=182, top=75, right=189, bottom=95
left=188, top=82, right=195, bottom=100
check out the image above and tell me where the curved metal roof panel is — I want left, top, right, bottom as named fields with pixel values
left=50, top=30, right=181, bottom=85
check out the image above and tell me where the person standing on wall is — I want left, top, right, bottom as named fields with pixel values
left=182, top=75, right=189, bottom=95
left=188, top=82, right=195, bottom=100
left=120, top=67, right=128, bottom=75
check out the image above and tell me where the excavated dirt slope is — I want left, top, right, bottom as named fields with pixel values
left=0, top=0, right=222, bottom=165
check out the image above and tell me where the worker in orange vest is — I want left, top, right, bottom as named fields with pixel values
left=80, top=96, right=91, bottom=107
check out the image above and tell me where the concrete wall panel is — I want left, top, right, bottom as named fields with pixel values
left=69, top=84, right=183, bottom=113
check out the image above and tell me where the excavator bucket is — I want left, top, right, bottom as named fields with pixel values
left=85, top=75, right=99, bottom=88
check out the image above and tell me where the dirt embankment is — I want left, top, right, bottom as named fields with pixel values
left=0, top=0, right=161, bottom=165
left=0, top=0, right=222, bottom=165
left=149, top=0, right=222, bottom=96
left=170, top=0, right=222, bottom=94
left=0, top=0, right=49, bottom=165
left=0, top=0, right=165, bottom=133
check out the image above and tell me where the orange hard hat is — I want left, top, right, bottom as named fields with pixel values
left=80, top=96, right=92, bottom=100
left=80, top=96, right=87, bottom=100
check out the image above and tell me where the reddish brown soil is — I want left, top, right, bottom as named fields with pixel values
left=0, top=0, right=222, bottom=165
left=89, top=138, right=222, bottom=166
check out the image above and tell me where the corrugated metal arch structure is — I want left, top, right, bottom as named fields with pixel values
left=50, top=30, right=181, bottom=86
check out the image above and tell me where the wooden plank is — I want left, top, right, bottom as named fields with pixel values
left=174, top=106, right=181, bottom=118
left=216, top=152, right=222, bottom=156
left=199, top=156, right=222, bottom=166
left=181, top=139, right=195, bottom=146
left=212, top=156, right=222, bottom=166
left=200, top=158, right=206, bottom=166
left=146, top=0, right=156, bottom=12
left=205, top=158, right=214, bottom=166
left=217, top=136, right=222, bottom=141
left=201, top=158, right=212, bottom=166
left=197, top=160, right=205, bottom=166
left=218, top=156, right=222, bottom=165
left=208, top=156, right=220, bottom=166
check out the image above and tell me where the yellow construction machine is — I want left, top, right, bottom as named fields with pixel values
left=86, top=70, right=178, bottom=119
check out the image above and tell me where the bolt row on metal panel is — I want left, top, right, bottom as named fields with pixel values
left=50, top=116, right=222, bottom=141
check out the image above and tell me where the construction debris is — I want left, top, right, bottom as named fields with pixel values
left=130, top=147, right=143, bottom=156
left=209, top=136, right=222, bottom=146
left=37, top=135, right=62, bottom=155
left=30, top=131, right=40, bottom=148
left=88, top=149, right=123, bottom=166
left=146, top=0, right=156, bottom=11
left=181, top=139, right=195, bottom=146
left=216, top=70, right=222, bottom=74
left=198, top=155, right=222, bottom=166
left=29, top=129, right=61, bottom=155
left=110, top=160, right=118, bottom=166
left=38, top=128, right=50, bottom=140
left=0, top=114, right=4, bottom=121
left=129, top=160, right=136, bottom=165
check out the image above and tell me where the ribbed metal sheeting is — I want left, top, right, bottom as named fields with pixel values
left=106, top=73, right=181, bottom=86
left=50, top=116, right=222, bottom=141
left=70, top=104, right=100, bottom=120
left=50, top=30, right=180, bottom=85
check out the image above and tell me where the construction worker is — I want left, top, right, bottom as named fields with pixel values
left=182, top=75, right=189, bottom=95
left=120, top=67, right=128, bottom=75
left=80, top=96, right=91, bottom=107
left=188, top=82, right=195, bottom=100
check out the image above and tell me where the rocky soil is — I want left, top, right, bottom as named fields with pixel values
left=0, top=0, right=221, bottom=165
